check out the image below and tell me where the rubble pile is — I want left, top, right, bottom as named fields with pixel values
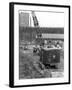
left=19, top=52, right=51, bottom=79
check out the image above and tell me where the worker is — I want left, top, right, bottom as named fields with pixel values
left=47, top=40, right=54, bottom=48
left=56, top=41, right=61, bottom=49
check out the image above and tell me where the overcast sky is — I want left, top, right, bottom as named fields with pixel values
left=29, top=11, right=64, bottom=27
left=19, top=11, right=64, bottom=28
left=35, top=12, right=64, bottom=27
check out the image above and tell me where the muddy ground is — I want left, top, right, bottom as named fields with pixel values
left=19, top=48, right=64, bottom=79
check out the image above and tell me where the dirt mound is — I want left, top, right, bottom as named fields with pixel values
left=19, top=51, right=51, bottom=79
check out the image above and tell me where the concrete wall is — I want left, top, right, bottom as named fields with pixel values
left=19, top=13, right=29, bottom=27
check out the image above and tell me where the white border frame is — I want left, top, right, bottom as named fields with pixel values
left=14, top=4, right=69, bottom=86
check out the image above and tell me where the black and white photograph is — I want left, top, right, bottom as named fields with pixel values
left=9, top=2, right=70, bottom=87
left=19, top=10, right=64, bottom=79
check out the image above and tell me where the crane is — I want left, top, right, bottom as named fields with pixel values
left=31, top=11, right=61, bottom=69
left=31, top=11, right=42, bottom=40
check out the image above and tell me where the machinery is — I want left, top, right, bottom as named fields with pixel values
left=31, top=11, right=62, bottom=68
left=31, top=11, right=42, bottom=39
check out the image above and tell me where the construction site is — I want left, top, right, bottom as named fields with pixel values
left=19, top=11, right=64, bottom=79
